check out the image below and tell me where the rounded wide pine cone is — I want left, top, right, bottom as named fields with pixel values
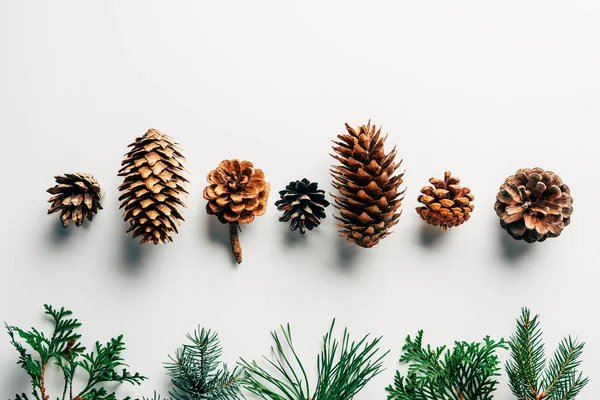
left=203, top=159, right=270, bottom=264
left=47, top=172, right=103, bottom=227
left=416, top=171, right=474, bottom=231
left=275, top=178, right=330, bottom=234
left=118, top=129, right=188, bottom=245
left=494, top=167, right=573, bottom=243
left=331, top=121, right=405, bottom=248
left=203, top=159, right=270, bottom=224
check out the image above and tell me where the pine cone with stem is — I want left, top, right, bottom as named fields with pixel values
left=416, top=171, right=474, bottom=231
left=47, top=173, right=103, bottom=227
left=275, top=178, right=330, bottom=234
left=330, top=121, right=405, bottom=248
left=203, top=159, right=270, bottom=263
left=118, top=129, right=188, bottom=245
left=494, top=167, right=573, bottom=243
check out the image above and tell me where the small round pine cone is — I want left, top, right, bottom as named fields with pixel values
left=203, top=159, right=270, bottom=263
left=47, top=173, right=103, bottom=227
left=416, top=171, right=474, bottom=231
left=275, top=178, right=330, bottom=234
left=495, top=167, right=573, bottom=243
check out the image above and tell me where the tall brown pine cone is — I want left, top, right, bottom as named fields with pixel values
left=494, top=167, right=573, bottom=243
left=118, top=129, right=188, bottom=245
left=416, top=171, right=474, bottom=231
left=47, top=173, right=103, bottom=227
left=203, top=159, right=270, bottom=263
left=331, top=121, right=405, bottom=248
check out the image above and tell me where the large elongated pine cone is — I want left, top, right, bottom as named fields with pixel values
left=331, top=121, right=405, bottom=248
left=203, top=159, right=270, bottom=263
left=118, top=129, right=188, bottom=245
left=416, top=171, right=474, bottom=231
left=47, top=173, right=103, bottom=227
left=494, top=167, right=573, bottom=243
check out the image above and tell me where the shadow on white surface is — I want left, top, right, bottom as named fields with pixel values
left=417, top=224, right=445, bottom=248
left=334, top=237, right=361, bottom=271
left=498, top=226, right=533, bottom=262
left=120, top=225, right=148, bottom=274
left=49, top=218, right=74, bottom=243
left=282, top=226, right=308, bottom=247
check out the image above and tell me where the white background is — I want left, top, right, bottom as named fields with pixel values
left=1, top=1, right=599, bottom=399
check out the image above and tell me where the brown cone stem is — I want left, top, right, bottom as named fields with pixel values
left=229, top=222, right=242, bottom=264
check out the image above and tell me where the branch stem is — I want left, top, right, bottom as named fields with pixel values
left=229, top=222, right=242, bottom=264
left=40, top=363, right=48, bottom=400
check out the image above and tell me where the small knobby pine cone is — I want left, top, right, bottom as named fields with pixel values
left=118, top=129, right=188, bottom=245
left=275, top=178, right=330, bottom=234
left=416, top=171, right=475, bottom=231
left=203, top=159, right=270, bottom=224
left=494, top=167, right=573, bottom=243
left=47, top=172, right=103, bottom=227
left=331, top=121, right=405, bottom=248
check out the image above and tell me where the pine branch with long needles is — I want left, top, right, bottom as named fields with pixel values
left=148, top=326, right=243, bottom=400
left=6, top=304, right=146, bottom=400
left=239, top=319, right=388, bottom=400
left=506, top=308, right=589, bottom=400
left=386, top=330, right=507, bottom=400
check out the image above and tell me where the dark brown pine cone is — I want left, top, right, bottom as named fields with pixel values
left=275, top=178, right=330, bottom=234
left=494, top=167, right=573, bottom=243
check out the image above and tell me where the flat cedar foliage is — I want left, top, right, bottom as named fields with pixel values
left=5, top=304, right=145, bottom=400
left=386, top=330, right=507, bottom=400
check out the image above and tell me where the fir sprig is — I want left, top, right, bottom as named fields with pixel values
left=239, top=319, right=388, bottom=400
left=386, top=330, right=508, bottom=400
left=153, top=326, right=243, bottom=400
left=6, top=304, right=146, bottom=400
left=506, top=308, right=589, bottom=400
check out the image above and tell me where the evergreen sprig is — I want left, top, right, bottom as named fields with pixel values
left=6, top=304, right=146, bottom=400
left=386, top=330, right=507, bottom=400
left=239, top=319, right=388, bottom=400
left=506, top=308, right=589, bottom=400
left=151, top=326, right=243, bottom=400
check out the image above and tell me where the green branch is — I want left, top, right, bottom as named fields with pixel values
left=6, top=304, right=146, bottom=400
left=506, top=308, right=589, bottom=400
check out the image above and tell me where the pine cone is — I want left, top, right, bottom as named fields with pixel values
left=331, top=121, right=405, bottom=248
left=203, top=159, right=270, bottom=263
left=118, top=129, right=188, bottom=245
left=495, top=167, right=573, bottom=243
left=416, top=171, right=474, bottom=231
left=275, top=178, right=330, bottom=234
left=47, top=173, right=103, bottom=227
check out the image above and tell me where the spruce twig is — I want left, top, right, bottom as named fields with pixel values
left=506, top=308, right=589, bottom=400
left=6, top=304, right=146, bottom=400
left=148, top=326, right=243, bottom=400
left=239, top=319, right=388, bottom=400
left=386, top=330, right=507, bottom=400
